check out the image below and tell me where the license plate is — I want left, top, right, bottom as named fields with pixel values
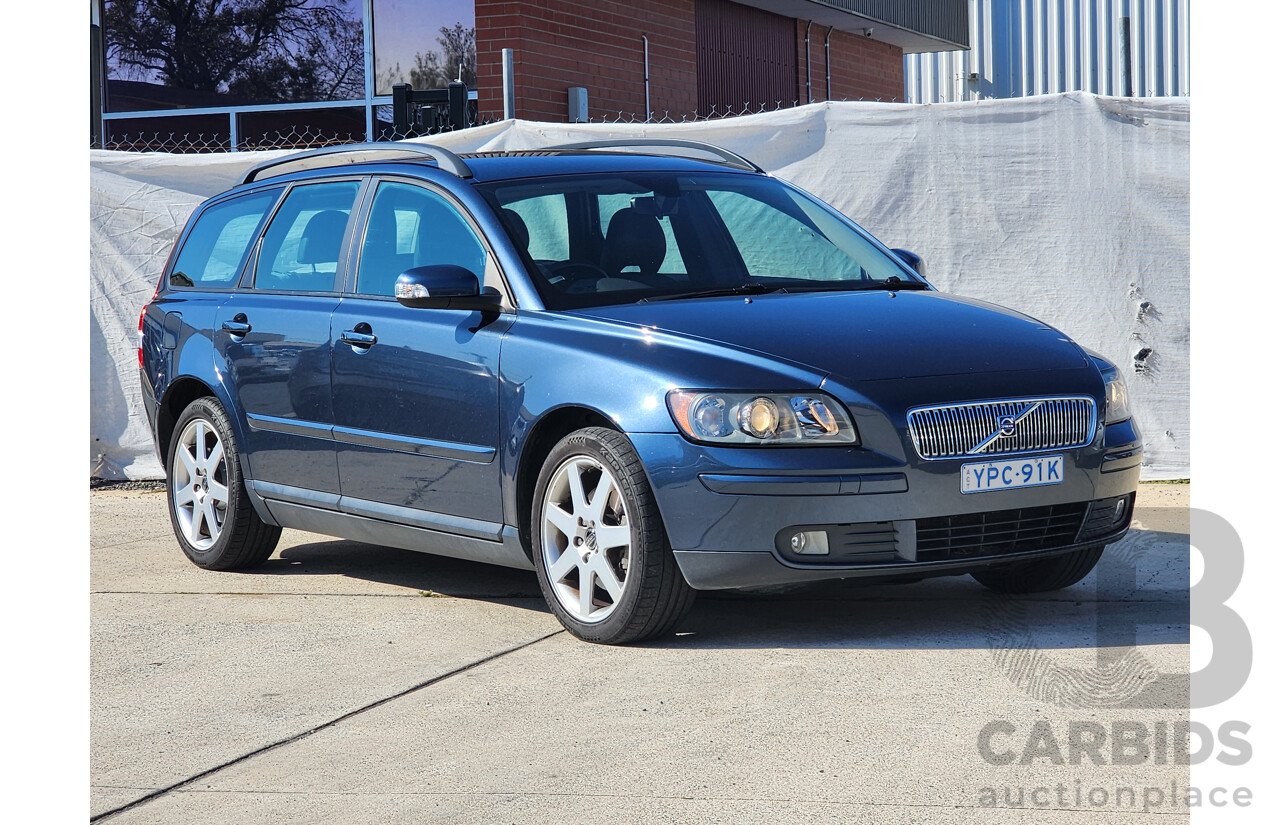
left=960, top=455, right=1064, bottom=494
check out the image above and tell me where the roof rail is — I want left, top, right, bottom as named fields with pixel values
left=237, top=142, right=473, bottom=186
left=548, top=139, right=763, bottom=173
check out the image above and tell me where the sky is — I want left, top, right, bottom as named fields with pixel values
left=373, top=0, right=476, bottom=89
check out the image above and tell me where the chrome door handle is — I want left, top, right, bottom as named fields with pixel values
left=221, top=315, right=251, bottom=336
left=341, top=329, right=377, bottom=348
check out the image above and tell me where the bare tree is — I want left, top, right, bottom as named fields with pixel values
left=105, top=0, right=363, bottom=101
left=436, top=23, right=476, bottom=89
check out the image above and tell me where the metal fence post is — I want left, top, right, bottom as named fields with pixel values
left=393, top=84, right=410, bottom=136
left=502, top=48, right=515, bottom=120
left=448, top=81, right=467, bottom=130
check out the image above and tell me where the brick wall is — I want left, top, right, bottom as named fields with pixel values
left=476, top=0, right=699, bottom=122
left=476, top=1, right=906, bottom=123
left=796, top=21, right=905, bottom=103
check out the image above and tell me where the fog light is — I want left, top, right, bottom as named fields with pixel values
left=1114, top=498, right=1128, bottom=523
left=790, top=530, right=830, bottom=555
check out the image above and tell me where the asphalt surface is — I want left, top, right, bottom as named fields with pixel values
left=90, top=484, right=1190, bottom=823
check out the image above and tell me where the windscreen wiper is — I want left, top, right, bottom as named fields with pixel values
left=639, top=282, right=785, bottom=302
left=837, top=276, right=930, bottom=291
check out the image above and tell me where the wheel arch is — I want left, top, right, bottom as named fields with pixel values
left=156, top=376, right=221, bottom=463
left=512, top=405, right=620, bottom=562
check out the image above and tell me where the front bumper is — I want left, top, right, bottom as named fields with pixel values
left=629, top=417, right=1141, bottom=590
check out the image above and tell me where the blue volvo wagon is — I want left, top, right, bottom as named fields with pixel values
left=140, top=140, right=1141, bottom=643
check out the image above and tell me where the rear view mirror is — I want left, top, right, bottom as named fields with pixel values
left=890, top=248, right=926, bottom=278
left=630, top=195, right=679, bottom=217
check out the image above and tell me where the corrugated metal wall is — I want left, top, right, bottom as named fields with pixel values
left=696, top=0, right=797, bottom=115
left=904, top=0, right=1189, bottom=102
left=819, top=0, right=970, bottom=48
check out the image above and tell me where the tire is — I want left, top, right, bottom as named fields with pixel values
left=531, top=427, right=695, bottom=644
left=165, top=397, right=281, bottom=570
left=970, top=544, right=1106, bottom=593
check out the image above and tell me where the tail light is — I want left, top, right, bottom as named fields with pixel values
left=138, top=279, right=162, bottom=368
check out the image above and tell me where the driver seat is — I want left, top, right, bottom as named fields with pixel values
left=601, top=208, right=666, bottom=278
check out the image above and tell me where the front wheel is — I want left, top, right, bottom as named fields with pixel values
left=166, top=397, right=280, bottom=570
left=970, top=544, right=1106, bottom=593
left=532, top=427, right=695, bottom=644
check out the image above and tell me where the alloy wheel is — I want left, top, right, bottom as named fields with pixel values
left=540, top=456, right=632, bottom=623
left=171, top=418, right=229, bottom=549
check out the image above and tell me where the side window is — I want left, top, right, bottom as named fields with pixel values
left=170, top=190, right=279, bottom=288
left=597, top=193, right=687, bottom=276
left=255, top=181, right=360, bottom=292
left=357, top=182, right=488, bottom=297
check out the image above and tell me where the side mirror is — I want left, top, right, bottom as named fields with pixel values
left=394, top=265, right=500, bottom=311
left=889, top=248, right=926, bottom=278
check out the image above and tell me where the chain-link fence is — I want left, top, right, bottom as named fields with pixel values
left=98, top=100, right=496, bottom=154
left=96, top=97, right=896, bottom=153
left=596, top=97, right=901, bottom=123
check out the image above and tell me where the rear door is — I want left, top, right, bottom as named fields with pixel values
left=330, top=178, right=512, bottom=535
left=215, top=178, right=364, bottom=497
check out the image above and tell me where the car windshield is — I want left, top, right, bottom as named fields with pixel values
left=476, top=171, right=922, bottom=309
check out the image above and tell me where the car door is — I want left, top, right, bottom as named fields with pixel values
left=215, top=178, right=364, bottom=497
left=330, top=178, right=513, bottom=536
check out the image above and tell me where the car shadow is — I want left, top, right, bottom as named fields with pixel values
left=259, top=539, right=549, bottom=611
left=254, top=526, right=1189, bottom=654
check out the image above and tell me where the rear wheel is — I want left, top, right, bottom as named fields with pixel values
left=166, top=397, right=280, bottom=570
left=970, top=544, right=1105, bottom=593
left=532, top=427, right=695, bottom=644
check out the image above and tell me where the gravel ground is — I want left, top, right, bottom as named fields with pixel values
left=90, top=478, right=166, bottom=492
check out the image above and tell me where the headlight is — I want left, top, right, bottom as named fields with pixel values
left=1104, top=371, right=1132, bottom=424
left=667, top=391, right=859, bottom=445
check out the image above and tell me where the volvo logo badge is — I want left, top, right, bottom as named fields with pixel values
left=998, top=416, right=1017, bottom=437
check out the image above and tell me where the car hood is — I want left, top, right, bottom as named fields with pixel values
left=565, top=290, right=1088, bottom=383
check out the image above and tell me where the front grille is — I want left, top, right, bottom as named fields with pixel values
left=915, top=502, right=1090, bottom=562
left=907, top=397, right=1096, bottom=460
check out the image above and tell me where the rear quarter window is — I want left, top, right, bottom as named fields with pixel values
left=169, top=190, right=280, bottom=288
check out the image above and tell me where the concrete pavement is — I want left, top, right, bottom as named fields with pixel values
left=91, top=484, right=1191, bottom=823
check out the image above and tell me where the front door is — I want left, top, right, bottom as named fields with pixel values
left=331, top=179, right=511, bottom=535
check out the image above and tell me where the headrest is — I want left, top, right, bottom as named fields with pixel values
left=296, top=210, right=349, bottom=264
left=501, top=208, right=530, bottom=250
left=602, top=208, right=666, bottom=276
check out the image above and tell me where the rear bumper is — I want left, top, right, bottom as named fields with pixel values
left=629, top=423, right=1141, bottom=590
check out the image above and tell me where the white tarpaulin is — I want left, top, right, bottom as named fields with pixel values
left=90, top=91, right=1189, bottom=479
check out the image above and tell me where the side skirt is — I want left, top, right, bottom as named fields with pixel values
left=247, top=481, right=533, bottom=571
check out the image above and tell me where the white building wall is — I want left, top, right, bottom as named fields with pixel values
left=906, top=0, right=1189, bottom=103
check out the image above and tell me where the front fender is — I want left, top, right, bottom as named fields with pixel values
left=497, top=310, right=831, bottom=529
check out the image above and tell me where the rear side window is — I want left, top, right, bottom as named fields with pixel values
left=169, top=190, right=278, bottom=288
left=255, top=181, right=361, bottom=292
